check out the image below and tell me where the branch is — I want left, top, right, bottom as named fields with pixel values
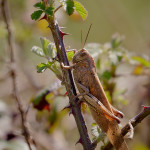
left=102, top=106, right=150, bottom=150
left=47, top=16, right=94, bottom=150
left=1, top=1, right=33, bottom=150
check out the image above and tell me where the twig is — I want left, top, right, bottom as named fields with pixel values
left=1, top=1, right=32, bottom=150
left=102, top=106, right=150, bottom=150
left=54, top=5, right=63, bottom=13
left=47, top=16, right=94, bottom=150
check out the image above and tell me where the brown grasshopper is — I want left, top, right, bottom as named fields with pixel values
left=61, top=27, right=128, bottom=150
left=62, top=48, right=128, bottom=150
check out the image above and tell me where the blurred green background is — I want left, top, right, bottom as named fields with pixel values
left=0, top=0, right=150, bottom=150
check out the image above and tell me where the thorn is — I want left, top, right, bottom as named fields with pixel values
left=142, top=105, right=150, bottom=110
left=69, top=108, right=73, bottom=116
left=59, top=30, right=70, bottom=39
left=39, top=14, right=47, bottom=21
left=65, top=91, right=68, bottom=96
left=75, top=137, right=83, bottom=145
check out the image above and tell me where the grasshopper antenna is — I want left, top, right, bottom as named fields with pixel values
left=81, top=30, right=83, bottom=49
left=83, top=24, right=92, bottom=48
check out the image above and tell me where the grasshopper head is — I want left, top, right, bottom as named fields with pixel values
left=72, top=48, right=89, bottom=63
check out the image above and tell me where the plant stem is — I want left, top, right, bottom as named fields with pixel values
left=1, top=1, right=32, bottom=150
left=48, top=16, right=94, bottom=150
left=102, top=106, right=150, bottom=150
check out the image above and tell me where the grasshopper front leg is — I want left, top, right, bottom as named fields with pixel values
left=76, top=82, right=121, bottom=123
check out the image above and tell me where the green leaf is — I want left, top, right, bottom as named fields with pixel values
left=111, top=34, right=124, bottom=49
left=31, top=10, right=43, bottom=20
left=45, top=7, right=54, bottom=16
left=67, top=51, right=74, bottom=62
left=105, top=91, right=111, bottom=103
left=47, top=43, right=56, bottom=59
left=102, top=70, right=112, bottom=80
left=50, top=62, right=62, bottom=81
left=31, top=46, right=45, bottom=57
left=34, top=1, right=45, bottom=10
left=32, top=89, right=50, bottom=111
left=74, top=1, right=88, bottom=20
left=91, top=124, right=106, bottom=143
left=132, top=56, right=150, bottom=68
left=40, top=37, right=50, bottom=56
left=65, top=0, right=74, bottom=15
left=96, top=58, right=101, bottom=69
left=37, top=63, right=48, bottom=73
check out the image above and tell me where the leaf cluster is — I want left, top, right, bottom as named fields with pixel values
left=31, top=0, right=87, bottom=21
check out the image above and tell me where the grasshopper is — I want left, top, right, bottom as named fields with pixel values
left=61, top=24, right=128, bottom=149
left=62, top=48, right=128, bottom=150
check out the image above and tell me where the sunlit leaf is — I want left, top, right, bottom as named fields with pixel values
left=34, top=1, right=45, bottom=10
left=67, top=51, right=74, bottom=62
left=74, top=1, right=88, bottom=20
left=133, top=65, right=143, bottom=75
left=47, top=43, right=56, bottom=59
left=96, top=58, right=101, bottom=69
left=37, top=63, right=48, bottom=73
left=31, top=46, right=45, bottom=57
left=105, top=91, right=111, bottom=103
left=132, top=56, right=150, bottom=68
left=40, top=37, right=50, bottom=56
left=65, top=0, right=74, bottom=15
left=31, top=10, right=43, bottom=20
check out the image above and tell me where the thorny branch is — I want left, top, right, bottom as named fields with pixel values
left=1, top=0, right=32, bottom=150
left=47, top=15, right=94, bottom=149
left=102, top=106, right=150, bottom=150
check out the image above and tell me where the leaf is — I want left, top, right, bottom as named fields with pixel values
left=47, top=43, right=56, bottom=59
left=32, top=89, right=50, bottom=111
left=85, top=43, right=103, bottom=58
left=111, top=34, right=124, bottom=49
left=133, top=65, right=143, bottom=75
left=132, top=56, right=150, bottom=68
left=37, top=63, right=48, bottom=73
left=31, top=46, right=45, bottom=57
left=96, top=58, right=101, bottom=69
left=67, top=51, right=74, bottom=62
left=34, top=1, right=45, bottom=10
left=40, top=37, right=50, bottom=56
left=74, top=1, right=88, bottom=20
left=91, top=124, right=106, bottom=143
left=31, top=10, right=43, bottom=20
left=102, top=70, right=112, bottom=80
left=45, top=7, right=54, bottom=16
left=65, top=0, right=74, bottom=15
left=105, top=91, right=111, bottom=103
left=50, top=62, right=63, bottom=81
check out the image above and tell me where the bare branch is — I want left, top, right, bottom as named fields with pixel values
left=1, top=0, right=33, bottom=150
left=102, top=106, right=150, bottom=150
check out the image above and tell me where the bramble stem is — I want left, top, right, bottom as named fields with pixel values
left=47, top=16, right=94, bottom=150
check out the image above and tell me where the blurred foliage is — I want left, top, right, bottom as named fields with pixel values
left=31, top=32, right=150, bottom=145
left=0, top=0, right=150, bottom=149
